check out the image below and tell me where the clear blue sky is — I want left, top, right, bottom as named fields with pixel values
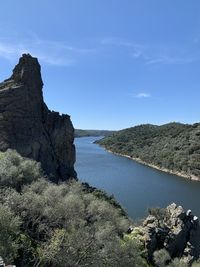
left=0, top=0, right=200, bottom=130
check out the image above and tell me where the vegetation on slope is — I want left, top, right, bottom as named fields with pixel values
left=1, top=150, right=200, bottom=266
left=75, top=129, right=115, bottom=137
left=0, top=150, right=145, bottom=267
left=97, top=122, right=200, bottom=179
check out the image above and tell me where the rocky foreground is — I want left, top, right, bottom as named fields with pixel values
left=0, top=54, right=76, bottom=182
left=129, top=203, right=200, bottom=265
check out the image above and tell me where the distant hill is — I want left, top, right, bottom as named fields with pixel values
left=97, top=122, right=200, bottom=180
left=75, top=129, right=115, bottom=137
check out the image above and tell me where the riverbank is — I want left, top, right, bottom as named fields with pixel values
left=102, top=147, right=200, bottom=182
left=76, top=136, right=200, bottom=219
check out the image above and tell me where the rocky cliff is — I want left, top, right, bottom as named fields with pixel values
left=0, top=54, right=76, bottom=182
left=129, top=203, right=200, bottom=266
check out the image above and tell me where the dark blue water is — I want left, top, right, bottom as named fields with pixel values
left=75, top=137, right=200, bottom=220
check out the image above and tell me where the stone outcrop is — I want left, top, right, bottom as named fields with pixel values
left=130, top=203, right=200, bottom=266
left=0, top=54, right=76, bottom=182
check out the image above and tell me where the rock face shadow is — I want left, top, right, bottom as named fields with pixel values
left=0, top=54, right=76, bottom=182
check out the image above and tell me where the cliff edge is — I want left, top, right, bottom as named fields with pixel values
left=129, top=203, right=200, bottom=265
left=0, top=54, right=76, bottom=182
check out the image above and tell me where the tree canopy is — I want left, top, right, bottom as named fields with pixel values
left=97, top=123, right=200, bottom=179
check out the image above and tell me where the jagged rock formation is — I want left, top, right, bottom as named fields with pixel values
left=0, top=54, right=76, bottom=182
left=130, top=203, right=200, bottom=266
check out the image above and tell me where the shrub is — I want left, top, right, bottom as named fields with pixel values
left=0, top=178, right=146, bottom=266
left=0, top=204, right=21, bottom=264
left=168, top=258, right=188, bottom=267
left=192, top=261, right=200, bottom=267
left=153, top=249, right=171, bottom=267
left=0, top=149, right=43, bottom=191
left=148, top=207, right=169, bottom=222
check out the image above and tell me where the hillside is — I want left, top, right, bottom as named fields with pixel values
left=0, top=150, right=200, bottom=266
left=0, top=150, right=146, bottom=267
left=75, top=129, right=115, bottom=137
left=97, top=122, right=200, bottom=180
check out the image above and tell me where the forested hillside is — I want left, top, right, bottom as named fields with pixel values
left=97, top=123, right=200, bottom=180
left=75, top=129, right=115, bottom=137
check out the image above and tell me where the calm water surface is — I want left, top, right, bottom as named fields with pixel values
left=75, top=137, right=200, bottom=220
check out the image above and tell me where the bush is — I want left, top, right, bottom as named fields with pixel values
left=0, top=175, right=146, bottom=266
left=168, top=258, right=188, bottom=267
left=148, top=207, right=169, bottom=223
left=192, top=261, right=200, bottom=267
left=0, top=204, right=21, bottom=264
left=0, top=149, right=43, bottom=191
left=153, top=249, right=171, bottom=267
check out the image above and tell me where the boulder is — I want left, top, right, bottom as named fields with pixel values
left=132, top=204, right=200, bottom=265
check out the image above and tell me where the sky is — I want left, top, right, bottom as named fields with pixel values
left=0, top=0, right=200, bottom=130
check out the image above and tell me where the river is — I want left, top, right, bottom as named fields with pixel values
left=75, top=136, right=200, bottom=220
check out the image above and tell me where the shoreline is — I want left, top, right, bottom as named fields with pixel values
left=102, top=147, right=200, bottom=182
